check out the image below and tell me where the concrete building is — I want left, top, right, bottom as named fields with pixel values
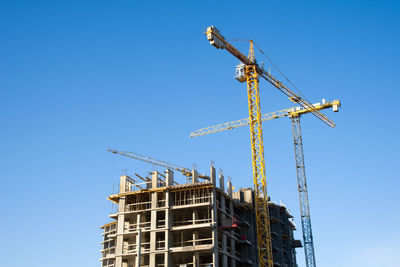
left=100, top=166, right=301, bottom=267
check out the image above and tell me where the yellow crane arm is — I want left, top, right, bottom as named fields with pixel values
left=206, top=26, right=251, bottom=64
left=190, top=100, right=340, bottom=138
left=259, top=71, right=336, bottom=127
left=205, top=26, right=336, bottom=128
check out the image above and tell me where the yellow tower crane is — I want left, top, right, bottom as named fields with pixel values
left=190, top=99, right=341, bottom=267
left=204, top=26, right=335, bottom=267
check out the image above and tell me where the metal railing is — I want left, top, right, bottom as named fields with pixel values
left=157, top=219, right=166, bottom=228
left=173, top=218, right=212, bottom=227
left=172, top=237, right=212, bottom=248
left=123, top=240, right=165, bottom=254
left=124, top=219, right=166, bottom=232
left=173, top=195, right=211, bottom=206
left=123, top=242, right=150, bottom=254
left=125, top=201, right=151, bottom=212
left=124, top=198, right=166, bottom=212
left=125, top=221, right=151, bottom=232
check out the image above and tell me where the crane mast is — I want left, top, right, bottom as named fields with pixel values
left=208, top=25, right=274, bottom=265
left=291, top=115, right=316, bottom=267
left=246, top=42, right=274, bottom=267
left=290, top=103, right=339, bottom=267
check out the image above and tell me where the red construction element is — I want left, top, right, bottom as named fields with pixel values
left=219, top=217, right=239, bottom=229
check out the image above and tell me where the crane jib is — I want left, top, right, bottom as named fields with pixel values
left=205, top=25, right=335, bottom=128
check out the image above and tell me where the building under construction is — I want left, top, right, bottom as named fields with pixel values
left=100, top=165, right=301, bottom=267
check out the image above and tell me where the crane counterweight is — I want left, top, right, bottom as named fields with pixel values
left=206, top=26, right=226, bottom=49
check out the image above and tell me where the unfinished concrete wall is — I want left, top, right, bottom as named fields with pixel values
left=100, top=169, right=300, bottom=267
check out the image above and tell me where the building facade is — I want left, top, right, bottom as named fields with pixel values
left=100, top=166, right=300, bottom=267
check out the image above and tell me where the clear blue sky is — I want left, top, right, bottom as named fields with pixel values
left=1, top=1, right=399, bottom=266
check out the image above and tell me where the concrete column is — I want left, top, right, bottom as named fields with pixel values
left=192, top=169, right=199, bottom=183
left=165, top=187, right=171, bottom=266
left=244, top=189, right=253, bottom=205
left=222, top=232, right=228, bottom=267
left=211, top=185, right=219, bottom=267
left=135, top=212, right=141, bottom=230
left=115, top=255, right=123, bottom=267
left=151, top=209, right=158, bottom=231
left=193, top=209, right=198, bottom=225
left=166, top=169, right=174, bottom=186
left=219, top=174, right=225, bottom=192
left=150, top=206, right=157, bottom=264
left=220, top=196, right=226, bottom=220
left=165, top=192, right=171, bottom=230
left=150, top=171, right=159, bottom=266
left=210, top=166, right=216, bottom=186
left=193, top=229, right=199, bottom=246
left=211, top=164, right=219, bottom=265
left=152, top=171, right=159, bottom=189
left=164, top=252, right=171, bottom=267
left=120, top=175, right=128, bottom=193
left=149, top=236, right=156, bottom=265
left=116, top=196, right=126, bottom=267
left=193, top=210, right=199, bottom=265
left=135, top=229, right=142, bottom=267
left=230, top=201, right=236, bottom=267
left=193, top=251, right=200, bottom=267
left=227, top=180, right=233, bottom=198
left=136, top=213, right=141, bottom=230
left=220, top=195, right=228, bottom=267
